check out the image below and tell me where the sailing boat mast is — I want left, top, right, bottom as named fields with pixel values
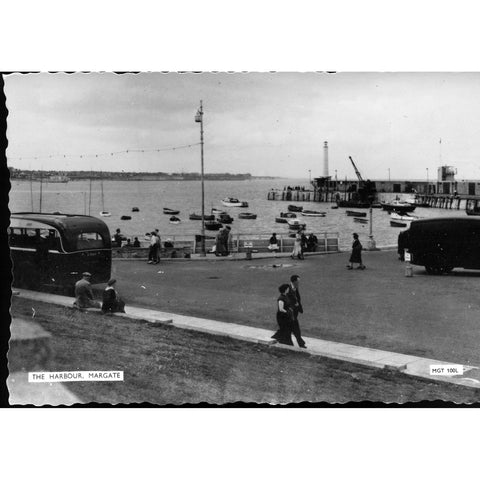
left=99, top=171, right=111, bottom=216
left=88, top=173, right=92, bottom=215
left=39, top=169, right=43, bottom=212
left=30, top=170, right=34, bottom=211
left=101, top=173, right=105, bottom=211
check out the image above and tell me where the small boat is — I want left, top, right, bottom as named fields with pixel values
left=120, top=215, right=132, bottom=220
left=390, top=220, right=407, bottom=227
left=164, top=207, right=180, bottom=215
left=381, top=201, right=416, bottom=213
left=275, top=212, right=297, bottom=223
left=99, top=211, right=111, bottom=217
left=287, top=204, right=303, bottom=212
left=131, top=207, right=140, bottom=212
left=222, top=197, right=248, bottom=207
left=169, top=216, right=181, bottom=224
left=346, top=210, right=367, bottom=217
left=189, top=213, right=215, bottom=221
left=238, top=212, right=257, bottom=220
left=331, top=205, right=339, bottom=209
left=217, top=213, right=234, bottom=224
left=205, top=221, right=223, bottom=231
left=301, top=210, right=326, bottom=217
left=354, top=217, right=368, bottom=224
left=390, top=212, right=418, bottom=221
left=287, top=218, right=306, bottom=230
left=211, top=208, right=226, bottom=215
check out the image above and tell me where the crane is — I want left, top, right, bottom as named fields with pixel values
left=349, top=156, right=364, bottom=183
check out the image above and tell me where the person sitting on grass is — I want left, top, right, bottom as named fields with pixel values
left=101, top=279, right=126, bottom=315
left=73, top=272, right=101, bottom=309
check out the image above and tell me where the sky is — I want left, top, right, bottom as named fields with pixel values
left=4, top=72, right=480, bottom=180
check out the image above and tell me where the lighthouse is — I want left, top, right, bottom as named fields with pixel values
left=323, top=141, right=329, bottom=177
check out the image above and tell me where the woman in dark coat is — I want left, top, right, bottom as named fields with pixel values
left=271, top=284, right=294, bottom=345
left=102, top=279, right=126, bottom=314
left=347, top=233, right=365, bottom=270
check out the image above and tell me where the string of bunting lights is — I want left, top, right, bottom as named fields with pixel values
left=8, top=142, right=202, bottom=162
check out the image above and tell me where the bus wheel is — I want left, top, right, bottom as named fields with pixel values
left=425, top=265, right=443, bottom=275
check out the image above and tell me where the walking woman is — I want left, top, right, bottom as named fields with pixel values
left=271, top=284, right=294, bottom=345
left=347, top=233, right=365, bottom=269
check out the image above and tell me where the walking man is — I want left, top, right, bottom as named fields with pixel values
left=154, top=229, right=161, bottom=264
left=286, top=274, right=306, bottom=348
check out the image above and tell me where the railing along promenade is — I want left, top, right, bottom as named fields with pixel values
left=113, top=231, right=340, bottom=258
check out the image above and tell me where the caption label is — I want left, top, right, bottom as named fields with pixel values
left=430, top=365, right=463, bottom=376
left=28, top=371, right=124, bottom=382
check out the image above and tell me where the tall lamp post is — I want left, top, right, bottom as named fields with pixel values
left=195, top=101, right=206, bottom=256
left=426, top=167, right=429, bottom=194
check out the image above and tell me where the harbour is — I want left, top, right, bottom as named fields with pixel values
left=9, top=175, right=478, bottom=251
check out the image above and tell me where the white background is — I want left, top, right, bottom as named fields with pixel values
left=2, top=0, right=480, bottom=478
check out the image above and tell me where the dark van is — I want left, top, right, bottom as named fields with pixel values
left=403, top=216, right=480, bottom=274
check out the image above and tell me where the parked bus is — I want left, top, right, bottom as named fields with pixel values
left=404, top=216, right=480, bottom=274
left=9, top=212, right=111, bottom=292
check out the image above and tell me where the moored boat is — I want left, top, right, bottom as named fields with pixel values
left=346, top=210, right=367, bottom=217
left=120, top=215, right=132, bottom=220
left=390, top=212, right=418, bottom=221
left=222, top=197, right=248, bottom=207
left=287, top=218, right=306, bottom=230
left=217, top=213, right=234, bottom=224
left=169, top=216, right=181, bottom=224
left=466, top=199, right=480, bottom=216
left=99, top=211, right=111, bottom=217
left=381, top=201, right=416, bottom=213
left=287, top=204, right=303, bottom=212
left=205, top=221, right=223, bottom=230
left=301, top=210, right=326, bottom=217
left=354, top=217, right=368, bottom=224
left=164, top=207, right=180, bottom=215
left=211, top=207, right=226, bottom=215
left=275, top=212, right=297, bottom=223
left=238, top=212, right=257, bottom=220
left=189, top=213, right=215, bottom=221
left=390, top=220, right=407, bottom=227
left=131, top=207, right=140, bottom=212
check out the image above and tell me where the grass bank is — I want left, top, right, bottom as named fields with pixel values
left=10, top=297, right=480, bottom=405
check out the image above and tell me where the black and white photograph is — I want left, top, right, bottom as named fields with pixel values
left=4, top=2, right=480, bottom=479
left=4, top=71, right=480, bottom=406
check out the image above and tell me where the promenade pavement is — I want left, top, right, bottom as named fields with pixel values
left=15, top=278, right=480, bottom=390
left=106, top=248, right=480, bottom=368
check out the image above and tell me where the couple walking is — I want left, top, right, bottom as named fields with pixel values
left=272, top=274, right=306, bottom=348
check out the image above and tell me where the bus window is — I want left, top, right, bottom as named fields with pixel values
left=76, top=232, right=105, bottom=250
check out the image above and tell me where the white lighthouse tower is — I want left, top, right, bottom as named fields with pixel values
left=323, top=141, right=329, bottom=177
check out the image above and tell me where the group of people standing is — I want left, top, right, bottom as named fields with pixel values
left=291, top=230, right=318, bottom=260
left=268, top=231, right=318, bottom=259
left=215, top=226, right=232, bottom=256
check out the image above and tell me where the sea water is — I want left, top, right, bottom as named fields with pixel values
left=9, top=178, right=463, bottom=250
